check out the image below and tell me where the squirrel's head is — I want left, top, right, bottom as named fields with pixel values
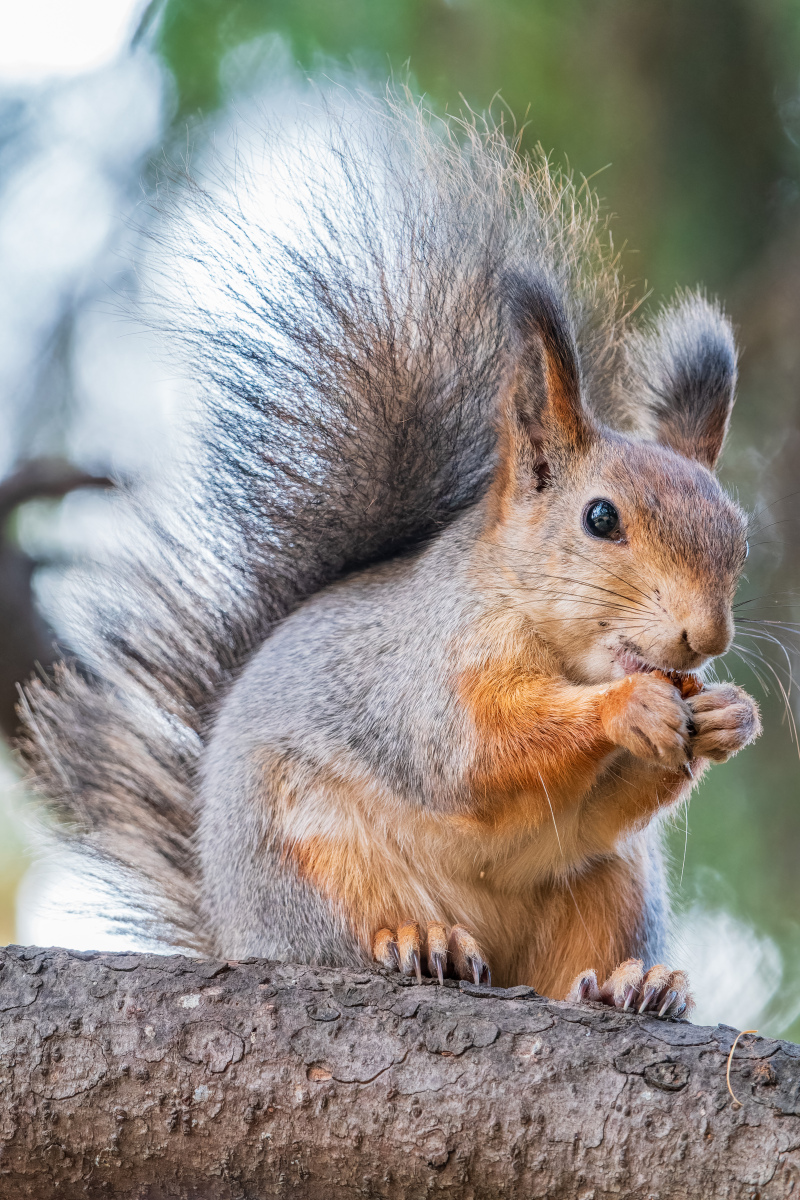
left=483, top=277, right=747, bottom=686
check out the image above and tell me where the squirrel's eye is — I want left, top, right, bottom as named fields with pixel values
left=583, top=499, right=621, bottom=540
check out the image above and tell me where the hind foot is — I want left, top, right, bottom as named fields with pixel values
left=372, top=920, right=491, bottom=986
left=566, top=958, right=694, bottom=1018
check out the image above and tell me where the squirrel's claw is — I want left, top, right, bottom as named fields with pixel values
left=659, top=989, right=678, bottom=1016
left=568, top=960, right=695, bottom=1020
left=398, top=920, right=423, bottom=983
left=637, top=963, right=673, bottom=1013
left=372, top=927, right=400, bottom=971
left=448, top=924, right=491, bottom=986
left=426, top=922, right=448, bottom=985
left=657, top=970, right=693, bottom=1017
left=566, top=969, right=601, bottom=1004
left=599, top=958, right=644, bottom=1010
left=636, top=965, right=693, bottom=1017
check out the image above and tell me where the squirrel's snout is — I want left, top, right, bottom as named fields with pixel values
left=679, top=610, right=734, bottom=664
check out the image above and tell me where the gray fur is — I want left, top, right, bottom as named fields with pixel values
left=198, top=509, right=481, bottom=957
left=631, top=829, right=669, bottom=969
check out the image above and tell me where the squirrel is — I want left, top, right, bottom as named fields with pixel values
left=19, top=84, right=761, bottom=1016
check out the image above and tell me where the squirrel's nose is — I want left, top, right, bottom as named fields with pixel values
left=680, top=610, right=733, bottom=661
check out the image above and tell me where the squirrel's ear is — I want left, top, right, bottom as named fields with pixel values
left=621, top=293, right=737, bottom=470
left=502, top=275, right=594, bottom=489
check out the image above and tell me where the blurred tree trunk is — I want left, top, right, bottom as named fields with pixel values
left=0, top=461, right=111, bottom=739
left=0, top=945, right=797, bottom=1198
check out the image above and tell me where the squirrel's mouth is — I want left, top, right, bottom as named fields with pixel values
left=614, top=643, right=704, bottom=696
left=615, top=644, right=657, bottom=675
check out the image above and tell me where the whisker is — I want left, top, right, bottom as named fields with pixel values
left=736, top=631, right=794, bottom=695
left=745, top=517, right=800, bottom=537
left=679, top=798, right=690, bottom=889
left=748, top=487, right=800, bottom=525
left=515, top=588, right=648, bottom=615
left=484, top=572, right=653, bottom=615
left=733, top=591, right=800, bottom=609
left=565, top=544, right=656, bottom=605
left=484, top=540, right=661, bottom=612
left=731, top=643, right=800, bottom=757
left=743, top=624, right=800, bottom=633
left=728, top=645, right=771, bottom=696
left=484, top=554, right=658, bottom=615
left=537, top=770, right=602, bottom=962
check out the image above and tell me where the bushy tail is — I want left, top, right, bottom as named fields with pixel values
left=18, top=80, right=626, bottom=950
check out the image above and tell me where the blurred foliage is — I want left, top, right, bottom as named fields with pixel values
left=150, top=0, right=800, bottom=298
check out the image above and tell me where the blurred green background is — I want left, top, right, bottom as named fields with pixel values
left=2, top=0, right=800, bottom=1035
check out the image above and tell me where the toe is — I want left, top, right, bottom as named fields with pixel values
left=566, top=968, right=601, bottom=1004
left=638, top=963, right=673, bottom=1013
left=448, top=924, right=491, bottom=986
left=657, top=970, right=694, bottom=1018
left=691, top=728, right=745, bottom=762
left=373, top=927, right=400, bottom=971
left=599, top=958, right=644, bottom=1011
left=397, top=920, right=423, bottom=984
left=425, top=922, right=448, bottom=985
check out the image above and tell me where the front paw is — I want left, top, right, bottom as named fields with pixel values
left=600, top=673, right=692, bottom=770
left=687, top=684, right=761, bottom=762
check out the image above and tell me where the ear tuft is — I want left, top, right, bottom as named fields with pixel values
left=621, top=292, right=737, bottom=469
left=503, top=272, right=592, bottom=455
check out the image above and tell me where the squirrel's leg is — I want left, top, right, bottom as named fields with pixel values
left=518, top=842, right=661, bottom=1000
left=574, top=681, right=760, bottom=850
left=464, top=666, right=758, bottom=852
left=198, top=749, right=370, bottom=965
left=520, top=836, right=695, bottom=1016
left=578, top=756, right=698, bottom=852
left=460, top=666, right=696, bottom=817
left=201, top=740, right=495, bottom=979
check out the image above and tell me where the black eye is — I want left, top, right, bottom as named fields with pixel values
left=583, top=499, right=621, bottom=540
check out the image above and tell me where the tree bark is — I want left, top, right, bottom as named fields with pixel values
left=0, top=946, right=798, bottom=1198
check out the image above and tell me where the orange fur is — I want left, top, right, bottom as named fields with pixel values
left=519, top=852, right=649, bottom=999
left=276, top=727, right=692, bottom=990
left=580, top=755, right=699, bottom=849
left=458, top=657, right=614, bottom=802
left=275, top=602, right=702, bottom=989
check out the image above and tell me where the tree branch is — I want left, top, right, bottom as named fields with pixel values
left=0, top=945, right=798, bottom=1197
